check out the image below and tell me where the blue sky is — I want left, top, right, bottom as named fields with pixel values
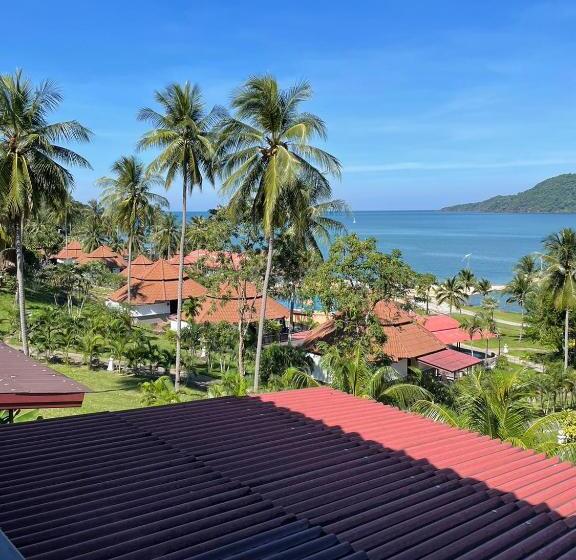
left=4, top=0, right=576, bottom=210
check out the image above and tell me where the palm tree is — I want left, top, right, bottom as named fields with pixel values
left=481, top=295, right=499, bottom=320
left=152, top=211, right=179, bottom=259
left=544, top=229, right=576, bottom=370
left=435, top=276, right=467, bottom=315
left=504, top=272, right=533, bottom=339
left=459, top=314, right=483, bottom=355
left=474, top=278, right=492, bottom=297
left=138, top=83, right=217, bottom=389
left=515, top=254, right=539, bottom=279
left=0, top=71, right=91, bottom=355
left=320, top=344, right=431, bottom=408
left=217, top=76, right=341, bottom=391
left=457, top=268, right=476, bottom=302
left=79, top=200, right=108, bottom=252
left=99, top=156, right=167, bottom=305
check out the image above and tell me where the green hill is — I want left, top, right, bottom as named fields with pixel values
left=442, top=174, right=576, bottom=213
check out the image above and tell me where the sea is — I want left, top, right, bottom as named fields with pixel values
left=187, top=210, right=576, bottom=286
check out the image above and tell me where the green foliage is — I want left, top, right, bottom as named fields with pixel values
left=0, top=409, right=42, bottom=424
left=435, top=276, right=467, bottom=314
left=260, top=344, right=314, bottom=385
left=140, top=375, right=182, bottom=406
left=443, top=174, right=576, bottom=213
left=207, top=372, right=249, bottom=398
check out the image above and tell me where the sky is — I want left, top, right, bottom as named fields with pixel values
left=3, top=0, right=576, bottom=210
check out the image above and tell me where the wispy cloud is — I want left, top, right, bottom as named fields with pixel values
left=345, top=158, right=576, bottom=173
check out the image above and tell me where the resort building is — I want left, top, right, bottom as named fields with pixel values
left=169, top=282, right=289, bottom=332
left=106, top=259, right=206, bottom=322
left=52, top=240, right=86, bottom=264
left=119, top=254, right=153, bottom=280
left=3, top=386, right=576, bottom=559
left=76, top=245, right=127, bottom=273
left=301, top=301, right=482, bottom=381
left=185, top=249, right=243, bottom=271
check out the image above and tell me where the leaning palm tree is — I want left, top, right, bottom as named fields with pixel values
left=0, top=71, right=91, bottom=355
left=99, top=156, right=167, bottom=304
left=435, top=276, right=467, bottom=315
left=152, top=210, right=179, bottom=259
left=217, top=76, right=341, bottom=391
left=504, top=272, right=533, bottom=339
left=544, top=229, right=576, bottom=370
left=138, top=83, right=218, bottom=389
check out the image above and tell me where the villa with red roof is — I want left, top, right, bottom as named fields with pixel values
left=53, top=240, right=87, bottom=263
left=107, top=259, right=206, bottom=322
left=170, top=282, right=289, bottom=330
left=76, top=245, right=127, bottom=272
left=301, top=301, right=483, bottom=381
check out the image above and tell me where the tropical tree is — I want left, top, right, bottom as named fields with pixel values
left=504, top=273, right=533, bottom=339
left=481, top=295, right=499, bottom=320
left=320, top=344, right=432, bottom=409
left=515, top=254, right=539, bottom=279
left=0, top=71, right=91, bottom=355
left=459, top=314, right=483, bottom=354
left=474, top=278, right=492, bottom=298
left=435, top=276, right=467, bottom=315
left=457, top=268, right=476, bottom=302
left=543, top=229, right=576, bottom=370
left=78, top=200, right=108, bottom=252
left=217, top=76, right=341, bottom=391
left=152, top=210, right=179, bottom=259
left=415, top=273, right=437, bottom=314
left=99, top=156, right=167, bottom=304
left=140, top=376, right=182, bottom=406
left=138, top=82, right=218, bottom=389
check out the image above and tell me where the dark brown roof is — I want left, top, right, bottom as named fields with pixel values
left=2, top=387, right=576, bottom=559
left=0, top=343, right=87, bottom=409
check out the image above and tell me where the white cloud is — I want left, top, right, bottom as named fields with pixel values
left=345, top=158, right=576, bottom=173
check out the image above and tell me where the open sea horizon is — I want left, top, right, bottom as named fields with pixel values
left=183, top=210, right=576, bottom=286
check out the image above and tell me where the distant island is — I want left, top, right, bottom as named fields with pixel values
left=442, top=173, right=576, bottom=213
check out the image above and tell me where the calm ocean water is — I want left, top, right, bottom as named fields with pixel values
left=186, top=211, right=576, bottom=285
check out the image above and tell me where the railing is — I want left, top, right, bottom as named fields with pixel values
left=262, top=332, right=290, bottom=345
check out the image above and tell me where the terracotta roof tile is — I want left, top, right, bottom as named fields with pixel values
left=76, top=245, right=126, bottom=269
left=53, top=240, right=86, bottom=261
left=119, top=255, right=153, bottom=279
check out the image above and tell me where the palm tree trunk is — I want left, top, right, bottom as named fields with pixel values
left=15, top=218, right=29, bottom=356
left=237, top=319, right=245, bottom=377
left=174, top=176, right=187, bottom=390
left=564, top=308, right=570, bottom=371
left=253, top=235, right=274, bottom=392
left=126, top=231, right=133, bottom=306
left=519, top=308, right=524, bottom=341
left=289, top=297, right=295, bottom=334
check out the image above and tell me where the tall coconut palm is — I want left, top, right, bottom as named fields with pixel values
left=457, top=268, right=476, bottom=302
left=435, top=276, right=467, bottom=315
left=474, top=278, right=492, bottom=297
left=99, top=156, right=167, bottom=304
left=515, top=254, right=539, bottom=279
left=459, top=314, right=484, bottom=355
left=0, top=71, right=91, bottom=355
left=152, top=211, right=179, bottom=259
left=504, top=272, right=533, bottom=339
left=79, top=200, right=108, bottom=252
left=544, top=229, right=576, bottom=370
left=138, top=83, right=217, bottom=389
left=217, top=76, right=341, bottom=391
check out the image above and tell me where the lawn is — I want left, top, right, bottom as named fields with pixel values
left=40, top=364, right=204, bottom=420
left=462, top=304, right=524, bottom=324
left=452, top=312, right=551, bottom=360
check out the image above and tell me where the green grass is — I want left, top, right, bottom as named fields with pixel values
left=452, top=312, right=551, bottom=360
left=40, top=364, right=204, bottom=420
left=0, top=287, right=54, bottom=336
left=462, top=304, right=524, bottom=324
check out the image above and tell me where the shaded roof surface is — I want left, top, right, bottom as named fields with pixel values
left=142, top=259, right=181, bottom=281
left=372, top=301, right=414, bottom=326
left=2, top=387, right=576, bottom=559
left=185, top=249, right=243, bottom=270
left=0, top=343, right=87, bottom=409
left=418, top=348, right=482, bottom=372
left=77, top=245, right=126, bottom=269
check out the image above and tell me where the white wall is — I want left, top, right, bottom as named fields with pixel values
left=169, top=318, right=190, bottom=331
left=105, top=299, right=170, bottom=319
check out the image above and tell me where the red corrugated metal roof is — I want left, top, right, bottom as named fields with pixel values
left=418, top=348, right=482, bottom=372
left=2, top=387, right=576, bottom=559
left=420, top=314, right=496, bottom=344
left=0, top=343, right=87, bottom=409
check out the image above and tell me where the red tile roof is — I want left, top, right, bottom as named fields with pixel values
left=303, top=301, right=445, bottom=360
left=0, top=343, right=87, bottom=409
left=418, top=348, right=482, bottom=372
left=186, top=249, right=244, bottom=270
left=420, top=314, right=497, bottom=344
left=108, top=259, right=207, bottom=304
left=77, top=245, right=126, bottom=269
left=2, top=387, right=576, bottom=559
left=119, top=255, right=153, bottom=279
left=53, top=240, right=86, bottom=261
